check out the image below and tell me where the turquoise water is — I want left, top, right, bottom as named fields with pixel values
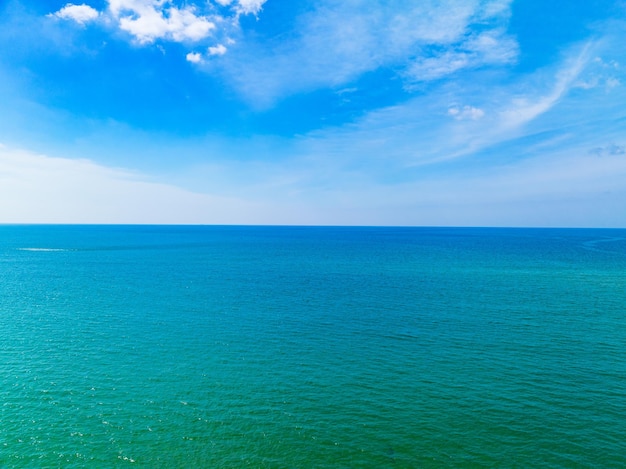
left=1, top=226, right=625, bottom=467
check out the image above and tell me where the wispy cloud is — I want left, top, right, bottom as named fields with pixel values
left=268, top=38, right=622, bottom=176
left=405, top=28, right=518, bottom=82
left=606, top=77, right=620, bottom=89
left=448, top=105, right=485, bottom=120
left=574, top=55, right=622, bottom=91
left=499, top=42, right=593, bottom=129
left=589, top=143, right=625, bottom=157
left=214, top=0, right=517, bottom=106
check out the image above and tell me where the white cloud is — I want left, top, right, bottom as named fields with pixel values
left=208, top=43, right=227, bottom=56
left=185, top=44, right=228, bottom=65
left=50, top=3, right=99, bottom=25
left=186, top=52, right=203, bottom=63
left=109, top=0, right=216, bottom=44
left=47, top=1, right=518, bottom=105
left=235, top=0, right=267, bottom=16
left=49, top=0, right=264, bottom=47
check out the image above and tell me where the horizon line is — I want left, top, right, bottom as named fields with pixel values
left=1, top=223, right=624, bottom=230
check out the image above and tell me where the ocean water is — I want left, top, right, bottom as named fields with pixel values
left=1, top=225, right=625, bottom=468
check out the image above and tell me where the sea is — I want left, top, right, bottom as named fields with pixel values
left=0, top=225, right=625, bottom=468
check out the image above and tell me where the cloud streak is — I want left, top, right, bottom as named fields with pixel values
left=499, top=42, right=593, bottom=129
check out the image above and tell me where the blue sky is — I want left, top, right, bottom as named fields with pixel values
left=0, top=0, right=625, bottom=226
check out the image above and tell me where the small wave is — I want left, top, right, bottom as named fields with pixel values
left=17, top=248, right=68, bottom=252
left=583, top=237, right=624, bottom=246
left=581, top=237, right=625, bottom=254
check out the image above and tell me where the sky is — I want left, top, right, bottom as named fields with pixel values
left=0, top=0, right=625, bottom=226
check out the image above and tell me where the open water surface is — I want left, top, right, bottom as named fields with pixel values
left=1, top=225, right=625, bottom=467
